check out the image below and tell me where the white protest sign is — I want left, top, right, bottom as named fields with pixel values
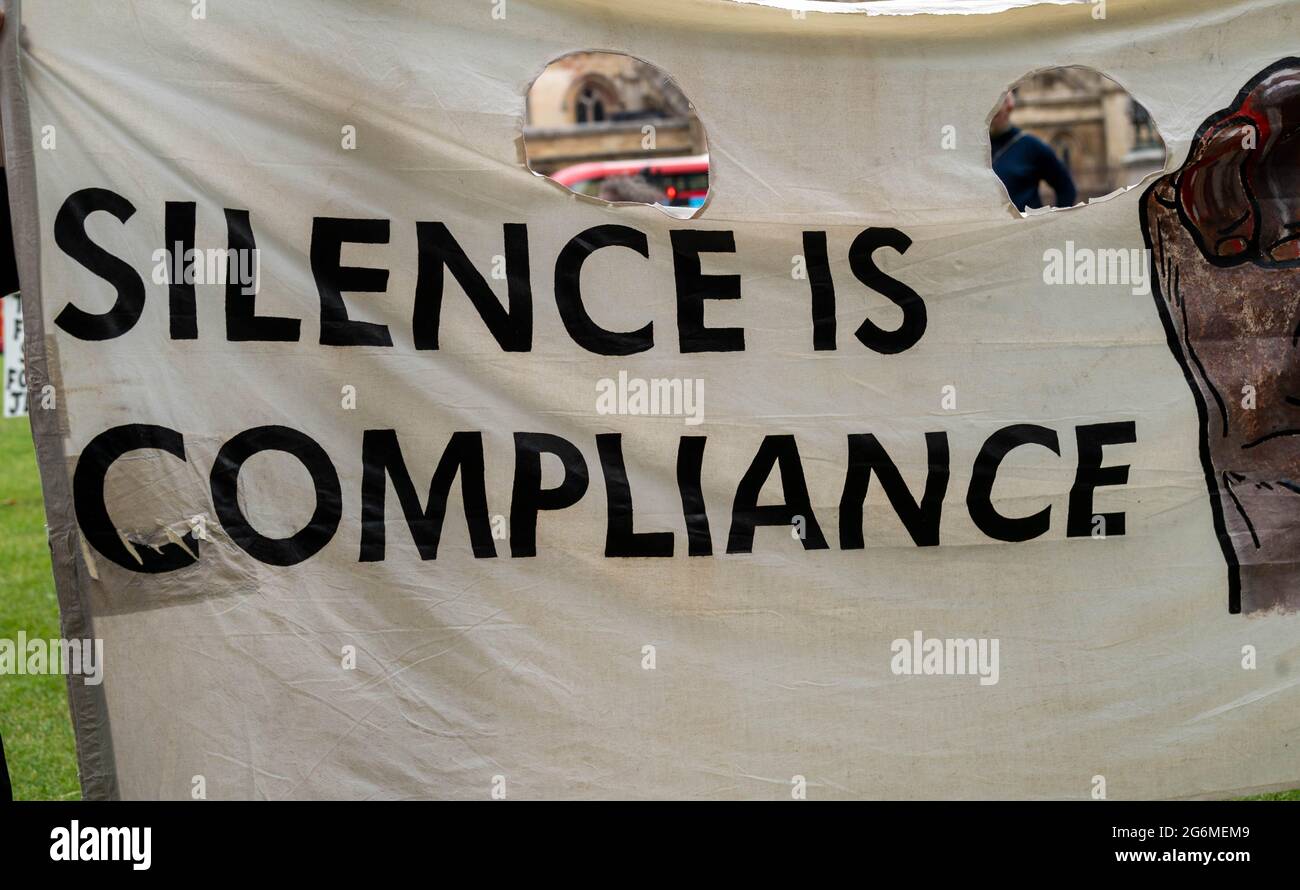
left=2, top=293, right=25, bottom=418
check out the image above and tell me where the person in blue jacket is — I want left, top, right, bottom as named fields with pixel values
left=990, top=90, right=1078, bottom=211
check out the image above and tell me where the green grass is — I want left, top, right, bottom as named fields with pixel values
left=0, top=414, right=1294, bottom=802
left=0, top=416, right=79, bottom=799
left=1241, top=790, right=1300, bottom=801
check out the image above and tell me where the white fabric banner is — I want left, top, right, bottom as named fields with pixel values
left=8, top=0, right=1299, bottom=799
left=2, top=293, right=23, bottom=418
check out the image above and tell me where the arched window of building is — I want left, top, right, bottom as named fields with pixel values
left=574, top=79, right=615, bottom=124
left=1051, top=133, right=1075, bottom=171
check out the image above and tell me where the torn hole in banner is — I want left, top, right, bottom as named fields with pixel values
left=729, top=0, right=1091, bottom=16
left=988, top=66, right=1166, bottom=216
left=522, top=51, right=710, bottom=219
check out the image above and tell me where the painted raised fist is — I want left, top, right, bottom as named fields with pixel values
left=1142, top=59, right=1300, bottom=613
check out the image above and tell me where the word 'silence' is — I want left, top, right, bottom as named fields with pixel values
left=52, top=188, right=926, bottom=355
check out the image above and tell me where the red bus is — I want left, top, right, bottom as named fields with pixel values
left=549, top=155, right=709, bottom=208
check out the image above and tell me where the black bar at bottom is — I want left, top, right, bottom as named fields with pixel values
left=0, top=800, right=1291, bottom=875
